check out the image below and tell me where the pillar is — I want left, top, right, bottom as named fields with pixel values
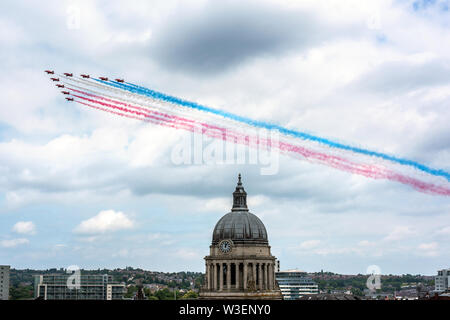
left=210, top=263, right=214, bottom=290
left=268, top=263, right=272, bottom=290
left=264, top=263, right=268, bottom=290
left=235, top=263, right=240, bottom=289
left=213, top=263, right=217, bottom=290
left=226, top=262, right=231, bottom=290
left=219, top=262, right=223, bottom=291
left=258, top=263, right=263, bottom=291
left=205, top=262, right=209, bottom=289
left=271, top=262, right=275, bottom=289
left=243, top=262, right=248, bottom=290
left=252, top=262, right=256, bottom=286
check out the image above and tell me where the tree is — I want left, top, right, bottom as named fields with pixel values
left=181, top=290, right=198, bottom=299
left=125, top=285, right=137, bottom=299
left=9, top=285, right=33, bottom=300
left=351, top=288, right=363, bottom=296
left=155, top=288, right=175, bottom=300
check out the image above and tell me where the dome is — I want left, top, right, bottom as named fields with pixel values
left=212, top=211, right=268, bottom=245
left=211, top=174, right=268, bottom=245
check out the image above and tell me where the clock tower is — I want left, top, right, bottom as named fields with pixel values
left=199, top=174, right=282, bottom=299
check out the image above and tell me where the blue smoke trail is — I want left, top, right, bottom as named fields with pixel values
left=93, top=78, right=450, bottom=181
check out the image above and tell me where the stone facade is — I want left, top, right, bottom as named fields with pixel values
left=199, top=175, right=282, bottom=299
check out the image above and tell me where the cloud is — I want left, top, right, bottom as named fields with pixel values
left=149, top=1, right=351, bottom=75
left=312, top=247, right=360, bottom=256
left=418, top=241, right=439, bottom=256
left=436, top=226, right=450, bottom=235
left=383, top=226, right=415, bottom=241
left=74, top=210, right=135, bottom=234
left=0, top=0, right=449, bottom=274
left=299, top=239, right=321, bottom=249
left=418, top=241, right=438, bottom=250
left=0, top=238, right=29, bottom=248
left=12, top=221, right=36, bottom=235
left=358, top=240, right=376, bottom=247
left=350, top=59, right=450, bottom=95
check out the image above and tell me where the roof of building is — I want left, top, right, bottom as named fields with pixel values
left=212, top=174, right=268, bottom=245
left=298, top=294, right=362, bottom=300
left=277, top=269, right=306, bottom=273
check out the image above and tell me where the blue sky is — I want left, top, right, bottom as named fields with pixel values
left=0, top=0, right=449, bottom=275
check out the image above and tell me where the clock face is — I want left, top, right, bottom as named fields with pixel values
left=219, top=240, right=232, bottom=253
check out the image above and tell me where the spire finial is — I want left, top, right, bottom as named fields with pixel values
left=232, top=173, right=248, bottom=211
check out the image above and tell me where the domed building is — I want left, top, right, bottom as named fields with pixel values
left=199, top=174, right=282, bottom=299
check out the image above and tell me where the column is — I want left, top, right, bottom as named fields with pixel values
left=212, top=262, right=217, bottom=291
left=213, top=263, right=217, bottom=290
left=264, top=263, right=268, bottom=290
left=205, top=262, right=209, bottom=289
left=271, top=263, right=275, bottom=289
left=226, top=262, right=231, bottom=290
left=210, top=263, right=214, bottom=290
left=235, top=263, right=240, bottom=290
left=258, top=263, right=263, bottom=291
left=268, top=263, right=272, bottom=290
left=252, top=262, right=256, bottom=287
left=210, top=262, right=213, bottom=290
left=243, top=262, right=247, bottom=290
left=219, top=262, right=224, bottom=291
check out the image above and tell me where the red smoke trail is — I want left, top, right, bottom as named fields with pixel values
left=74, top=100, right=198, bottom=133
left=70, top=87, right=233, bottom=137
left=73, top=93, right=450, bottom=196
left=72, top=94, right=197, bottom=131
left=70, top=88, right=196, bottom=125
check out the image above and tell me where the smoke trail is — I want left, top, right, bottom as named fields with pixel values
left=71, top=91, right=450, bottom=196
left=94, top=78, right=450, bottom=182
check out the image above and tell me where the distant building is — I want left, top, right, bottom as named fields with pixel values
left=435, top=269, right=450, bottom=292
left=298, top=293, right=362, bottom=300
left=34, top=274, right=125, bottom=300
left=275, top=270, right=319, bottom=300
left=0, top=265, right=10, bottom=300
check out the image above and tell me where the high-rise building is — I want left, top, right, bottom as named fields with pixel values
left=435, top=269, right=450, bottom=293
left=275, top=270, right=319, bottom=300
left=199, top=174, right=282, bottom=299
left=0, top=265, right=10, bottom=300
left=34, top=274, right=125, bottom=300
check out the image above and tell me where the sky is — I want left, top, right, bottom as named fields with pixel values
left=0, top=0, right=449, bottom=275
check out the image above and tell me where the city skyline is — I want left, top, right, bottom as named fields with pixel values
left=1, top=0, right=450, bottom=275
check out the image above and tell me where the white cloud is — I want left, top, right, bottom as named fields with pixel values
left=358, top=240, right=375, bottom=247
left=418, top=242, right=438, bottom=250
left=418, top=242, right=439, bottom=257
left=200, top=197, right=229, bottom=212
left=74, top=210, right=134, bottom=234
left=112, top=248, right=129, bottom=258
left=299, top=239, right=321, bottom=249
left=12, top=221, right=36, bottom=235
left=1, top=238, right=29, bottom=248
left=436, top=226, right=450, bottom=235
left=313, top=247, right=360, bottom=256
left=0, top=0, right=449, bottom=274
left=383, top=226, right=415, bottom=241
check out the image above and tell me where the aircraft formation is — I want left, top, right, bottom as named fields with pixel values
left=43, top=69, right=450, bottom=196
left=45, top=71, right=125, bottom=102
